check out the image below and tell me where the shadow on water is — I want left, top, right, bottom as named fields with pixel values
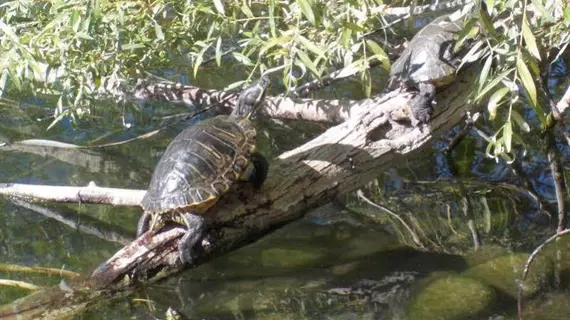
left=1, top=62, right=570, bottom=319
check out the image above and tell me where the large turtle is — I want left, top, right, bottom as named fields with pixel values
left=388, top=15, right=465, bottom=124
left=138, top=76, right=270, bottom=264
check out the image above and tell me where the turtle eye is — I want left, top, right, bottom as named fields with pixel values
left=234, top=166, right=243, bottom=173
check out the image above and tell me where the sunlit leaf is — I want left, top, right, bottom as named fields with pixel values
left=232, top=52, right=254, bottom=66
left=503, top=121, right=512, bottom=153
left=0, top=20, right=20, bottom=44
left=487, top=87, right=509, bottom=120
left=297, top=0, right=315, bottom=25
left=511, top=109, right=530, bottom=133
left=213, top=0, right=225, bottom=15
left=361, top=69, right=371, bottom=98
left=297, top=50, right=319, bottom=77
left=521, top=18, right=540, bottom=61
left=476, top=69, right=512, bottom=101
left=365, top=40, right=388, bottom=62
left=516, top=57, right=537, bottom=108
left=297, top=35, right=326, bottom=57
left=260, top=36, right=292, bottom=54
left=241, top=3, right=254, bottom=19
left=215, top=37, right=222, bottom=67
left=478, top=55, right=493, bottom=92
left=154, top=21, right=164, bottom=40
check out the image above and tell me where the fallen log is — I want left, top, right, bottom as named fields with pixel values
left=0, top=65, right=478, bottom=319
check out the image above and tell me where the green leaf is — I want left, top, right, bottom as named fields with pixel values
left=154, top=21, right=164, bottom=40
left=521, top=18, right=540, bottom=61
left=503, top=121, right=512, bottom=153
left=476, top=69, right=511, bottom=101
left=0, top=20, right=20, bottom=44
left=193, top=44, right=211, bottom=77
left=361, top=69, right=371, bottom=98
left=478, top=55, right=493, bottom=92
left=296, top=50, right=319, bottom=77
left=260, top=35, right=292, bottom=54
left=122, top=43, right=146, bottom=50
left=516, top=57, right=537, bottom=108
left=297, top=34, right=325, bottom=57
left=511, top=109, right=530, bottom=133
left=215, top=37, right=222, bottom=67
left=297, top=0, right=315, bottom=25
left=232, top=52, right=254, bottom=66
left=487, top=87, right=509, bottom=119
left=241, top=3, right=254, bottom=18
left=365, top=40, right=388, bottom=62
left=213, top=0, right=225, bottom=15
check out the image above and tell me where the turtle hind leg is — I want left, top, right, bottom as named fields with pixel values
left=136, top=213, right=152, bottom=237
left=179, top=213, right=205, bottom=265
left=411, top=82, right=436, bottom=124
left=248, top=152, right=269, bottom=189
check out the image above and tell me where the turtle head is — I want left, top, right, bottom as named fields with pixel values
left=233, top=75, right=270, bottom=118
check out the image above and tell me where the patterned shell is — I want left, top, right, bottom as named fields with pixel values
left=390, top=16, right=463, bottom=86
left=141, top=115, right=256, bottom=215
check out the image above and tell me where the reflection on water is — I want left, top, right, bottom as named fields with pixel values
left=1, top=70, right=570, bottom=319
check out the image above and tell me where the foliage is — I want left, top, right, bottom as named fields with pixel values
left=0, top=0, right=389, bottom=127
left=463, top=0, right=570, bottom=162
left=0, top=0, right=569, bottom=155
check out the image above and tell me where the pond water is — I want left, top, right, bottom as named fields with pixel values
left=0, top=66, right=570, bottom=320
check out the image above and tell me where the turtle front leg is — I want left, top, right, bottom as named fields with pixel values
left=248, top=152, right=269, bottom=189
left=411, top=82, right=436, bottom=124
left=136, top=212, right=152, bottom=237
left=179, top=213, right=205, bottom=265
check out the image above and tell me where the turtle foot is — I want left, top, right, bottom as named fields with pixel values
left=410, top=95, right=434, bottom=124
left=178, top=213, right=205, bottom=265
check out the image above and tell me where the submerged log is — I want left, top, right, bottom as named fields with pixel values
left=0, top=65, right=478, bottom=319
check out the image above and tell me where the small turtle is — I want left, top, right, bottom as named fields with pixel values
left=138, top=76, right=270, bottom=264
left=388, top=15, right=465, bottom=124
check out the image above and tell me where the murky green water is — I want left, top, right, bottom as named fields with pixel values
left=1, top=69, right=570, bottom=320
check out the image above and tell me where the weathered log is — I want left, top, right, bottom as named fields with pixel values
left=0, top=65, right=478, bottom=319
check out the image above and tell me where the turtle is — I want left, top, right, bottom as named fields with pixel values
left=137, top=75, right=270, bottom=264
left=388, top=15, right=465, bottom=124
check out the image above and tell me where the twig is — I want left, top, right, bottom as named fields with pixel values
left=517, top=228, right=570, bottom=320
left=356, top=189, right=426, bottom=249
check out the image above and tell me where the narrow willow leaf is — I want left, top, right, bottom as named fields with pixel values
left=516, top=57, right=537, bottom=108
left=193, top=44, right=211, bottom=77
left=503, top=121, right=512, bottom=153
left=361, top=69, right=371, bottom=98
left=487, top=87, right=509, bottom=119
left=215, top=37, right=222, bottom=67
left=213, top=0, right=225, bottom=15
left=343, top=22, right=365, bottom=32
left=71, top=10, right=81, bottom=33
left=521, top=18, right=540, bottom=61
left=0, top=20, right=20, bottom=44
left=232, top=52, right=253, bottom=66
left=476, top=69, right=511, bottom=101
left=154, top=21, right=164, bottom=40
left=260, top=36, right=292, bottom=54
left=477, top=55, right=493, bottom=92
left=0, top=70, right=7, bottom=97
left=297, top=50, right=319, bottom=77
left=365, top=40, right=388, bottom=62
left=122, top=43, right=146, bottom=50
left=297, top=34, right=325, bottom=57
left=511, top=109, right=530, bottom=132
left=241, top=3, right=254, bottom=18
left=297, top=0, right=315, bottom=25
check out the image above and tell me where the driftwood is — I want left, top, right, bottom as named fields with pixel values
left=0, top=64, right=479, bottom=319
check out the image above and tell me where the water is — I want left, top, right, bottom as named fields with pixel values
left=0, top=69, right=569, bottom=320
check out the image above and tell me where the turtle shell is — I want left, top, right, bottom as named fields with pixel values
left=390, top=16, right=463, bottom=87
left=141, top=115, right=256, bottom=216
